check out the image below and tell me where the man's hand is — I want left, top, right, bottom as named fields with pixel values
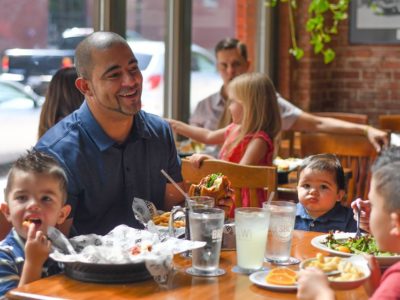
left=367, top=126, right=389, bottom=153
left=351, top=198, right=371, bottom=233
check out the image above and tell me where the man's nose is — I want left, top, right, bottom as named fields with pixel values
left=122, top=70, right=142, bottom=86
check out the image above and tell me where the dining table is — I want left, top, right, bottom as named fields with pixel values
left=5, top=230, right=369, bottom=300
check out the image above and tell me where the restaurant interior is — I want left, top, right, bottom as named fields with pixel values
left=1, top=0, right=400, bottom=299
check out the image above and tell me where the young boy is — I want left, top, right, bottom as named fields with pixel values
left=295, top=153, right=357, bottom=233
left=297, top=148, right=400, bottom=300
left=0, top=150, right=71, bottom=297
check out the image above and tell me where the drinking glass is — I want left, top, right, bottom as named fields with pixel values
left=232, top=207, right=270, bottom=274
left=186, top=207, right=225, bottom=277
left=263, top=201, right=300, bottom=265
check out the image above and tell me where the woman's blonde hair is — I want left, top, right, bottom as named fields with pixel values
left=224, top=72, right=281, bottom=155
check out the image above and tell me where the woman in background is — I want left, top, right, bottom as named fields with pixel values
left=38, top=67, right=84, bottom=138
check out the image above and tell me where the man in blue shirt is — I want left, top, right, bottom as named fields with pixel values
left=35, top=31, right=185, bottom=236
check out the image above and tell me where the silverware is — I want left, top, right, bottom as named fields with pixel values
left=355, top=202, right=362, bottom=239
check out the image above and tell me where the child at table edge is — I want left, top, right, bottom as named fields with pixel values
left=295, top=153, right=357, bottom=233
left=297, top=147, right=400, bottom=300
left=0, top=150, right=71, bottom=297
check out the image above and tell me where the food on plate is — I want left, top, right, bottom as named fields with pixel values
left=304, top=253, right=342, bottom=272
left=188, top=173, right=235, bottom=218
left=324, top=231, right=394, bottom=256
left=302, top=253, right=365, bottom=282
left=130, top=241, right=153, bottom=255
left=265, top=267, right=297, bottom=285
left=152, top=211, right=185, bottom=228
left=273, top=156, right=303, bottom=172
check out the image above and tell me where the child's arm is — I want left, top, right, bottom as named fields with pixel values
left=363, top=254, right=381, bottom=296
left=167, top=119, right=226, bottom=145
left=297, top=268, right=335, bottom=300
left=19, top=224, right=51, bottom=287
left=239, top=138, right=268, bottom=165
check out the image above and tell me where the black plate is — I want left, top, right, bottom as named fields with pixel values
left=62, top=261, right=152, bottom=284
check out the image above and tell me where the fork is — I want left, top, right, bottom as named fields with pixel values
left=355, top=202, right=362, bottom=239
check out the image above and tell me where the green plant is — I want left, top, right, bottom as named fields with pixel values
left=266, top=0, right=350, bottom=63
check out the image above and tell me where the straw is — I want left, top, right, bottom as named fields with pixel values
left=161, top=169, right=189, bottom=200
left=266, top=191, right=275, bottom=206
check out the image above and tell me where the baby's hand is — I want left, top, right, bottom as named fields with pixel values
left=24, top=223, right=51, bottom=268
left=297, top=268, right=334, bottom=300
left=351, top=198, right=371, bottom=232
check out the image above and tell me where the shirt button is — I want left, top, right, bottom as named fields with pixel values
left=126, top=167, right=130, bottom=172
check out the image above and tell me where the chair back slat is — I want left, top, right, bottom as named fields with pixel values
left=379, top=114, right=400, bottom=132
left=181, top=159, right=277, bottom=207
left=300, top=133, right=377, bottom=206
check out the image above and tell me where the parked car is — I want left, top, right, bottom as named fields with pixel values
left=0, top=80, right=43, bottom=164
left=129, top=40, right=222, bottom=116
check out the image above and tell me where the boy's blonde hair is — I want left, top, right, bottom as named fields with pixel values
left=5, top=150, right=68, bottom=204
left=225, top=72, right=281, bottom=155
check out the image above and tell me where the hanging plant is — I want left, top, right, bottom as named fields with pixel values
left=266, top=0, right=350, bottom=63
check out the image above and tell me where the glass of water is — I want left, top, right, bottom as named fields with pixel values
left=186, top=207, right=225, bottom=277
left=263, top=201, right=300, bottom=265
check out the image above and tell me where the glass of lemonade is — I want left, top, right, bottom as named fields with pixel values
left=233, top=207, right=270, bottom=274
left=186, top=207, right=225, bottom=277
left=263, top=201, right=299, bottom=265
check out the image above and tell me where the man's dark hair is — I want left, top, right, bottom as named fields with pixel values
left=5, top=149, right=68, bottom=204
left=298, top=153, right=346, bottom=190
left=75, top=31, right=129, bottom=79
left=215, top=38, right=248, bottom=60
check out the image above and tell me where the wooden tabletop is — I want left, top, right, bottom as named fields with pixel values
left=6, top=230, right=368, bottom=300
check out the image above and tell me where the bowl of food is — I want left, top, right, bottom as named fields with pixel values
left=300, top=253, right=370, bottom=290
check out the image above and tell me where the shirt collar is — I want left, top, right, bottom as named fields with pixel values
left=78, top=101, right=151, bottom=151
left=296, top=202, right=344, bottom=222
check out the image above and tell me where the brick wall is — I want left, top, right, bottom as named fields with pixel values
left=277, top=1, right=400, bottom=126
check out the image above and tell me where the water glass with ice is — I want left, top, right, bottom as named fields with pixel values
left=263, top=201, right=299, bottom=265
left=233, top=207, right=270, bottom=274
left=186, top=207, right=225, bottom=277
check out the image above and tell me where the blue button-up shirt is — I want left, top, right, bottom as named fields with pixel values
left=35, top=102, right=182, bottom=236
left=295, top=202, right=357, bottom=233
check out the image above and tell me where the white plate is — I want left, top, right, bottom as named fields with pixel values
left=249, top=270, right=297, bottom=292
left=299, top=255, right=371, bottom=290
left=311, top=232, right=400, bottom=267
left=273, top=157, right=303, bottom=173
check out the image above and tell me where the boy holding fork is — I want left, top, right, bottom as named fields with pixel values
left=297, top=147, right=400, bottom=300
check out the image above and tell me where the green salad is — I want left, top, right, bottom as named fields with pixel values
left=323, top=232, right=395, bottom=257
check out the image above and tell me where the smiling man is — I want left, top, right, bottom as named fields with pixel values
left=35, top=32, right=185, bottom=237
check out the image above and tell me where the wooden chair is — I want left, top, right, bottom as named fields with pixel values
left=379, top=114, right=400, bottom=131
left=181, top=159, right=277, bottom=207
left=300, top=132, right=377, bottom=206
left=0, top=212, right=11, bottom=240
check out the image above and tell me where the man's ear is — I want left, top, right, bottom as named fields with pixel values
left=389, top=212, right=400, bottom=236
left=0, top=202, right=11, bottom=222
left=57, top=204, right=72, bottom=225
left=75, top=77, right=93, bottom=97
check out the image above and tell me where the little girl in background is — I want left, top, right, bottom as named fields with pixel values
left=168, top=72, right=282, bottom=206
